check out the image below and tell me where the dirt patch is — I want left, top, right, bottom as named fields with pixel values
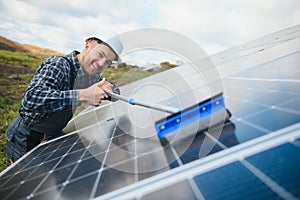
left=0, top=64, right=33, bottom=100
left=0, top=64, right=35, bottom=74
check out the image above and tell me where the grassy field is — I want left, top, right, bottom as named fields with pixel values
left=0, top=49, right=45, bottom=172
left=0, top=49, right=169, bottom=172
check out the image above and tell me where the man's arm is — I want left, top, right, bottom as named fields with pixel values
left=22, top=57, right=76, bottom=112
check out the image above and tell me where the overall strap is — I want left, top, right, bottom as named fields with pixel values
left=62, top=57, right=76, bottom=90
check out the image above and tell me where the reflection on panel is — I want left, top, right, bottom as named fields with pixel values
left=0, top=25, right=299, bottom=200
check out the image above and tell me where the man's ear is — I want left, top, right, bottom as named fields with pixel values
left=85, top=40, right=97, bottom=51
left=85, top=41, right=91, bottom=50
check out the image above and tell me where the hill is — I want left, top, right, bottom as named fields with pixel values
left=0, top=35, right=64, bottom=57
left=23, top=44, right=65, bottom=58
left=0, top=35, right=30, bottom=52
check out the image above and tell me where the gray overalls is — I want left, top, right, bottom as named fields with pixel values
left=5, top=103, right=73, bottom=166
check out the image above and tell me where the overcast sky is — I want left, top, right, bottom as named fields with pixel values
left=0, top=0, right=299, bottom=64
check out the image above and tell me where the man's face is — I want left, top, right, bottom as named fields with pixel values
left=81, top=41, right=116, bottom=75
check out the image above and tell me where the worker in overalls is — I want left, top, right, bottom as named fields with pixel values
left=5, top=32, right=123, bottom=166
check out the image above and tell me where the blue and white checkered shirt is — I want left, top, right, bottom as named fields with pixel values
left=19, top=51, right=101, bottom=127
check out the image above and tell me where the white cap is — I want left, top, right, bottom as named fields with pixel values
left=86, top=31, right=123, bottom=60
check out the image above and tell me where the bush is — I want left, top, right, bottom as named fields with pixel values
left=0, top=134, right=6, bottom=171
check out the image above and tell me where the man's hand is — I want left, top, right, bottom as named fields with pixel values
left=98, top=79, right=121, bottom=102
left=78, top=79, right=112, bottom=106
left=97, top=78, right=114, bottom=96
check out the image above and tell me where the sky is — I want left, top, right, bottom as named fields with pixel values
left=0, top=0, right=299, bottom=65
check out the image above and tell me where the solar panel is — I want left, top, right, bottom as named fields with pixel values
left=0, top=25, right=299, bottom=200
left=98, top=123, right=300, bottom=200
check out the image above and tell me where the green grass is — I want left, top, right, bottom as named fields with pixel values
left=0, top=49, right=42, bottom=171
left=0, top=97, right=21, bottom=134
left=0, top=134, right=6, bottom=172
left=0, top=98, right=22, bottom=172
left=0, top=97, right=21, bottom=171
left=0, top=50, right=43, bottom=69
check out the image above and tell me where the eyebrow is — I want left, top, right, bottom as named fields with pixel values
left=100, top=50, right=108, bottom=59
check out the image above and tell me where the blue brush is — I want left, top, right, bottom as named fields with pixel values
left=155, top=93, right=230, bottom=140
left=106, top=92, right=230, bottom=142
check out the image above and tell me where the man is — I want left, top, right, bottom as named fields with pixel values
left=5, top=32, right=123, bottom=166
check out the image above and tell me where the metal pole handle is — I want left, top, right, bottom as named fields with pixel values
left=107, top=93, right=179, bottom=114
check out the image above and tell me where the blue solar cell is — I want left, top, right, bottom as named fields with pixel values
left=252, top=92, right=298, bottom=106
left=280, top=82, right=300, bottom=94
left=231, top=119, right=268, bottom=142
left=95, top=167, right=137, bottom=197
left=36, top=164, right=76, bottom=193
left=141, top=180, right=198, bottom=200
left=29, top=185, right=63, bottom=200
left=22, top=151, right=53, bottom=169
left=246, top=143, right=300, bottom=198
left=68, top=139, right=86, bottom=152
left=278, top=98, right=300, bottom=112
left=4, top=173, right=46, bottom=200
left=174, top=121, right=237, bottom=164
left=179, top=142, right=223, bottom=164
left=234, top=51, right=300, bottom=80
left=1, top=167, right=29, bottom=189
left=225, top=86, right=267, bottom=102
left=0, top=185, right=12, bottom=200
left=45, top=145, right=75, bottom=161
left=0, top=174, right=12, bottom=189
left=244, top=109, right=300, bottom=131
left=30, top=158, right=59, bottom=177
left=59, top=134, right=79, bottom=147
left=70, top=156, right=103, bottom=180
left=193, top=161, right=282, bottom=200
left=168, top=160, right=180, bottom=169
left=56, top=171, right=98, bottom=200
left=227, top=101, right=268, bottom=118
left=55, top=148, right=86, bottom=169
left=208, top=121, right=238, bottom=147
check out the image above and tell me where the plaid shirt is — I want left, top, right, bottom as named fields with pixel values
left=19, top=51, right=101, bottom=127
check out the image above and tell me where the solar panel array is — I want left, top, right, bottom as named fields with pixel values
left=0, top=25, right=299, bottom=200
left=100, top=123, right=300, bottom=200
